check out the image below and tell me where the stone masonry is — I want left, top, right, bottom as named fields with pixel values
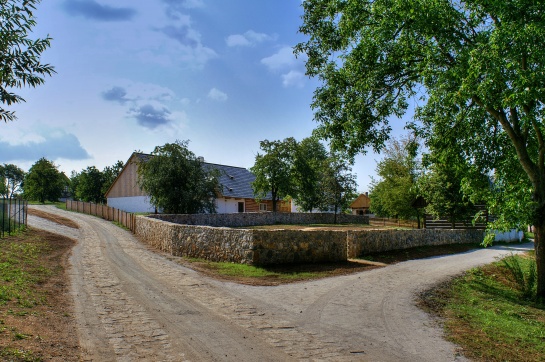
left=135, top=215, right=495, bottom=266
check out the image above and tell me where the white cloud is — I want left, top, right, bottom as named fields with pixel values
left=261, top=46, right=297, bottom=71
left=226, top=30, right=275, bottom=47
left=282, top=70, right=305, bottom=88
left=207, top=88, right=228, bottom=102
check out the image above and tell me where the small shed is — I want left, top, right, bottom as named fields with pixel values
left=350, top=193, right=371, bottom=215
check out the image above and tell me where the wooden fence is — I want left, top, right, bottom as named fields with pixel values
left=65, top=200, right=136, bottom=232
left=368, top=213, right=488, bottom=230
left=368, top=217, right=419, bottom=229
left=423, top=216, right=487, bottom=229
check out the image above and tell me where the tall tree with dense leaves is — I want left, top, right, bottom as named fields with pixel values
left=321, top=155, right=357, bottom=223
left=291, top=137, right=329, bottom=212
left=0, top=0, right=55, bottom=122
left=369, top=136, right=421, bottom=223
left=102, top=160, right=124, bottom=196
left=0, top=164, right=25, bottom=198
left=24, top=158, right=64, bottom=203
left=137, top=141, right=220, bottom=214
left=75, top=166, right=105, bottom=203
left=251, top=138, right=297, bottom=212
left=297, top=0, right=545, bottom=298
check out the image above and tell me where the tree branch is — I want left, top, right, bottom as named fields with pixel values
left=472, top=95, right=539, bottom=184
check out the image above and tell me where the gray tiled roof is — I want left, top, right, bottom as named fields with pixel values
left=129, top=153, right=270, bottom=200
left=204, top=162, right=272, bottom=200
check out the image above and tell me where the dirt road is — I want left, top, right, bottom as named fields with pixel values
left=28, top=205, right=533, bottom=361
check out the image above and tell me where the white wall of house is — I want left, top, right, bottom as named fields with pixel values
left=215, top=198, right=244, bottom=213
left=108, top=196, right=156, bottom=213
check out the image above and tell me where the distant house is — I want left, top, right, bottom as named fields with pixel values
left=104, top=153, right=290, bottom=213
left=350, top=193, right=371, bottom=215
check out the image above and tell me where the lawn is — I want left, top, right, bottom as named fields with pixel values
left=420, top=252, right=545, bottom=362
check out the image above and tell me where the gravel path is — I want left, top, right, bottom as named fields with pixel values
left=28, top=205, right=533, bottom=361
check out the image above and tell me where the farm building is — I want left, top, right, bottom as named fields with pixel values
left=350, top=193, right=371, bottom=215
left=105, top=153, right=290, bottom=213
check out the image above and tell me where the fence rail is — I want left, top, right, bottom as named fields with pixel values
left=368, top=217, right=419, bottom=229
left=1, top=198, right=28, bottom=238
left=65, top=200, right=136, bottom=232
left=423, top=217, right=487, bottom=230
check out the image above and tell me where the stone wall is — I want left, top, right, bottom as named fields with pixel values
left=135, top=216, right=504, bottom=266
left=135, top=216, right=347, bottom=265
left=148, top=212, right=368, bottom=228
left=347, top=229, right=485, bottom=258
left=252, top=229, right=347, bottom=265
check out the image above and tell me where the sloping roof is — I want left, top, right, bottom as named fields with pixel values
left=350, top=193, right=371, bottom=209
left=204, top=162, right=271, bottom=200
left=106, top=152, right=271, bottom=200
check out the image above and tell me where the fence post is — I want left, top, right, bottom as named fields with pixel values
left=1, top=200, right=4, bottom=238
left=7, top=197, right=11, bottom=235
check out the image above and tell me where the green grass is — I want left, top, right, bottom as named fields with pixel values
left=422, top=253, right=545, bottom=362
left=26, top=201, right=66, bottom=210
left=0, top=348, right=40, bottom=362
left=186, top=258, right=321, bottom=280
left=0, top=235, right=50, bottom=308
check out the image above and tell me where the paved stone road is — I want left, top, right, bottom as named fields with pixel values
left=28, top=205, right=533, bottom=361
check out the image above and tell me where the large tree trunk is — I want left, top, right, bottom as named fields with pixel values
left=535, top=205, right=545, bottom=299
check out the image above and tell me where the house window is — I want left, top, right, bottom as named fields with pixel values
left=259, top=203, right=267, bottom=211
left=238, top=202, right=244, bottom=213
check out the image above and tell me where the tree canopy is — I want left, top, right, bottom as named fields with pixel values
left=137, top=141, right=220, bottom=214
left=251, top=138, right=297, bottom=212
left=69, top=161, right=124, bottom=204
left=291, top=137, right=329, bottom=212
left=297, top=0, right=545, bottom=298
left=0, top=0, right=55, bottom=122
left=73, top=166, right=106, bottom=204
left=0, top=164, right=25, bottom=198
left=23, top=158, right=65, bottom=203
left=320, top=155, right=358, bottom=222
left=369, top=136, right=421, bottom=221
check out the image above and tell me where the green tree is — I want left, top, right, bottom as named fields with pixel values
left=69, top=170, right=80, bottom=200
left=24, top=158, right=64, bottom=203
left=0, top=164, right=25, bottom=198
left=321, top=155, right=358, bottom=223
left=102, top=160, right=124, bottom=196
left=251, top=138, right=297, bottom=212
left=137, top=141, right=219, bottom=214
left=291, top=137, right=329, bottom=212
left=0, top=0, right=55, bottom=122
left=75, top=166, right=105, bottom=203
left=369, top=136, right=421, bottom=223
left=297, top=0, right=545, bottom=298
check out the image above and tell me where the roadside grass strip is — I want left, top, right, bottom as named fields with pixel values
left=0, top=229, right=79, bottom=361
left=422, top=252, right=545, bottom=362
left=186, top=258, right=321, bottom=280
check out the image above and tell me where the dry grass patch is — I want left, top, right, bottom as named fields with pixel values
left=27, top=208, right=79, bottom=229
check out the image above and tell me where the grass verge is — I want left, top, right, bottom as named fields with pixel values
left=419, top=252, right=545, bottom=362
left=0, top=229, right=80, bottom=361
left=172, top=257, right=379, bottom=286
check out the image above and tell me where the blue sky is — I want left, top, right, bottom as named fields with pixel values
left=0, top=0, right=409, bottom=192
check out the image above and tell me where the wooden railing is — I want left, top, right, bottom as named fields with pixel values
left=368, top=217, right=419, bottom=229
left=65, top=200, right=136, bottom=232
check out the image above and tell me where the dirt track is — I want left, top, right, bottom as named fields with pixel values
left=28, top=205, right=533, bottom=361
